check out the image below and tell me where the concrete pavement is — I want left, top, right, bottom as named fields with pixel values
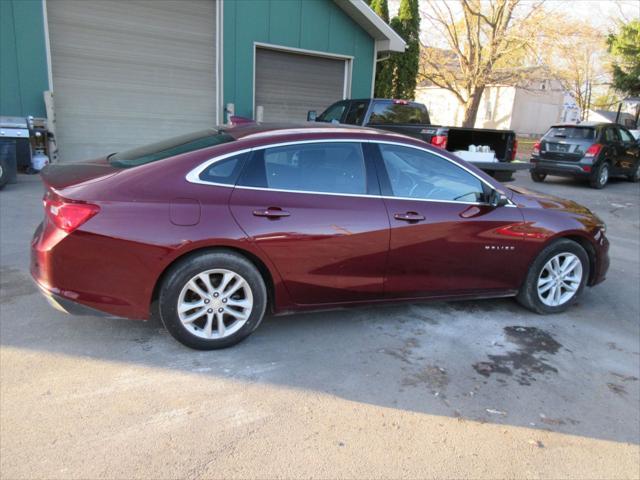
left=1, top=171, right=638, bottom=479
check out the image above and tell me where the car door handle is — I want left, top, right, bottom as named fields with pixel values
left=393, top=212, right=425, bottom=222
left=252, top=207, right=290, bottom=219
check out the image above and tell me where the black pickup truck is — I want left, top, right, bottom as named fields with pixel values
left=308, top=98, right=527, bottom=181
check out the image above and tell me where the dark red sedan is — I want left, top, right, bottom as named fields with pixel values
left=31, top=124, right=609, bottom=349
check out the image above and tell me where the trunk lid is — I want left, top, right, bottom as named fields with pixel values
left=40, top=158, right=120, bottom=191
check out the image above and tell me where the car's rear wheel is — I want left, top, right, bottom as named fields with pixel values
left=530, top=171, right=546, bottom=183
left=627, top=162, right=640, bottom=182
left=590, top=162, right=609, bottom=189
left=517, top=239, right=589, bottom=314
left=158, top=251, right=267, bottom=350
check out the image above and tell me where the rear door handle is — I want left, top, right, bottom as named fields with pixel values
left=393, top=211, right=425, bottom=222
left=252, top=207, right=290, bottom=219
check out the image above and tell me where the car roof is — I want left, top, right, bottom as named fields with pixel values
left=550, top=122, right=609, bottom=128
left=221, top=122, right=412, bottom=144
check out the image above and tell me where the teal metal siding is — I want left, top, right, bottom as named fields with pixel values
left=0, top=0, right=49, bottom=117
left=223, top=0, right=375, bottom=119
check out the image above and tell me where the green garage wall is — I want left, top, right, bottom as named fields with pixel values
left=0, top=0, right=49, bottom=117
left=223, top=0, right=375, bottom=119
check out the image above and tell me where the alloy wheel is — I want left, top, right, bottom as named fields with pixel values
left=537, top=253, right=583, bottom=307
left=599, top=164, right=609, bottom=186
left=177, top=269, right=253, bottom=339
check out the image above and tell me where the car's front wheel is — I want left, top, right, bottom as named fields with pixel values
left=517, top=239, right=589, bottom=314
left=158, top=250, right=267, bottom=350
left=627, top=162, right=640, bottom=182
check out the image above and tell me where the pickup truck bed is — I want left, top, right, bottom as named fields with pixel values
left=311, top=98, right=529, bottom=181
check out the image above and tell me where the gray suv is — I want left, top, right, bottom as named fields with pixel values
left=530, top=122, right=640, bottom=189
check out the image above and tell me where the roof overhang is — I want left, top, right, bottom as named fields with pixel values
left=333, top=0, right=406, bottom=53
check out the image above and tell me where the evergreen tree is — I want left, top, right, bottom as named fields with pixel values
left=389, top=0, right=420, bottom=99
left=369, top=0, right=393, bottom=97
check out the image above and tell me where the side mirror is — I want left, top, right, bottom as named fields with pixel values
left=307, top=110, right=317, bottom=122
left=489, top=189, right=509, bottom=208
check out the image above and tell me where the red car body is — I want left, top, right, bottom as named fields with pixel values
left=31, top=124, right=609, bottom=320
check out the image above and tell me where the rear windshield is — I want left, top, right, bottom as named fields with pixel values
left=109, top=130, right=235, bottom=168
left=544, top=127, right=595, bottom=141
left=368, top=102, right=430, bottom=125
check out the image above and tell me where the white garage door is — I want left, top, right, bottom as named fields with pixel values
left=47, top=0, right=217, bottom=162
left=255, top=48, right=348, bottom=122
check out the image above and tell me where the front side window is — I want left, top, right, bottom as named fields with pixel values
left=618, top=127, right=634, bottom=143
left=317, top=102, right=347, bottom=124
left=379, top=144, right=485, bottom=203
left=241, top=142, right=367, bottom=195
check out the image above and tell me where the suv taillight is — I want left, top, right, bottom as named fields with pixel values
left=44, top=194, right=99, bottom=233
left=511, top=139, right=518, bottom=161
left=431, top=135, right=447, bottom=149
left=584, top=143, right=603, bottom=158
left=532, top=141, right=541, bottom=156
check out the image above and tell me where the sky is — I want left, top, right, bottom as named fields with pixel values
left=388, top=0, right=639, bottom=33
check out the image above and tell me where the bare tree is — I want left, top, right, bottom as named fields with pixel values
left=419, top=0, right=544, bottom=127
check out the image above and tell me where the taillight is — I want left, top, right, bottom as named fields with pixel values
left=532, top=141, right=541, bottom=156
left=392, top=99, right=409, bottom=105
left=511, top=139, right=518, bottom=161
left=431, top=135, right=447, bottom=149
left=584, top=143, right=602, bottom=158
left=44, top=195, right=99, bottom=233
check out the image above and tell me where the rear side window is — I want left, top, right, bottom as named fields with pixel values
left=544, top=127, right=595, bottom=140
left=344, top=101, right=368, bottom=125
left=368, top=102, right=430, bottom=125
left=240, top=142, right=367, bottom=195
left=198, top=153, right=247, bottom=185
left=604, top=127, right=619, bottom=142
left=109, top=130, right=235, bottom=168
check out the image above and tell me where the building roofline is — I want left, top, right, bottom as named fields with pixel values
left=333, top=0, right=406, bottom=53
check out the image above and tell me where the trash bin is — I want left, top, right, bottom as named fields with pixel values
left=0, top=117, right=30, bottom=188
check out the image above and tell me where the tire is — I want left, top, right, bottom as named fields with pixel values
left=516, top=239, right=589, bottom=315
left=0, top=157, right=9, bottom=190
left=158, top=250, right=267, bottom=350
left=530, top=171, right=546, bottom=183
left=590, top=162, right=609, bottom=189
left=627, top=162, right=640, bottom=182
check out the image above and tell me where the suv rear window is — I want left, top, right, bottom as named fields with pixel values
left=109, top=130, right=235, bottom=168
left=544, top=127, right=595, bottom=140
left=368, top=102, right=430, bottom=125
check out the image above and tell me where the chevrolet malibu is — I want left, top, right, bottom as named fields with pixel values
left=31, top=124, right=609, bottom=349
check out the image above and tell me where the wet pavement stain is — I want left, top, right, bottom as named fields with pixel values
left=472, top=326, right=562, bottom=386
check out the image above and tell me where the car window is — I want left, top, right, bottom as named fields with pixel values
left=243, top=142, right=367, bottom=195
left=109, top=130, right=234, bottom=168
left=317, top=102, right=347, bottom=124
left=379, top=144, right=485, bottom=203
left=604, top=127, right=619, bottom=142
left=344, top=101, right=368, bottom=125
left=618, top=127, right=634, bottom=143
left=368, top=102, right=430, bottom=125
left=198, top=153, right=247, bottom=184
left=544, top=127, right=595, bottom=140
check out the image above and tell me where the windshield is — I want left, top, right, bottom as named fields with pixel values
left=368, top=102, right=430, bottom=125
left=544, top=127, right=595, bottom=140
left=109, top=129, right=235, bottom=168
